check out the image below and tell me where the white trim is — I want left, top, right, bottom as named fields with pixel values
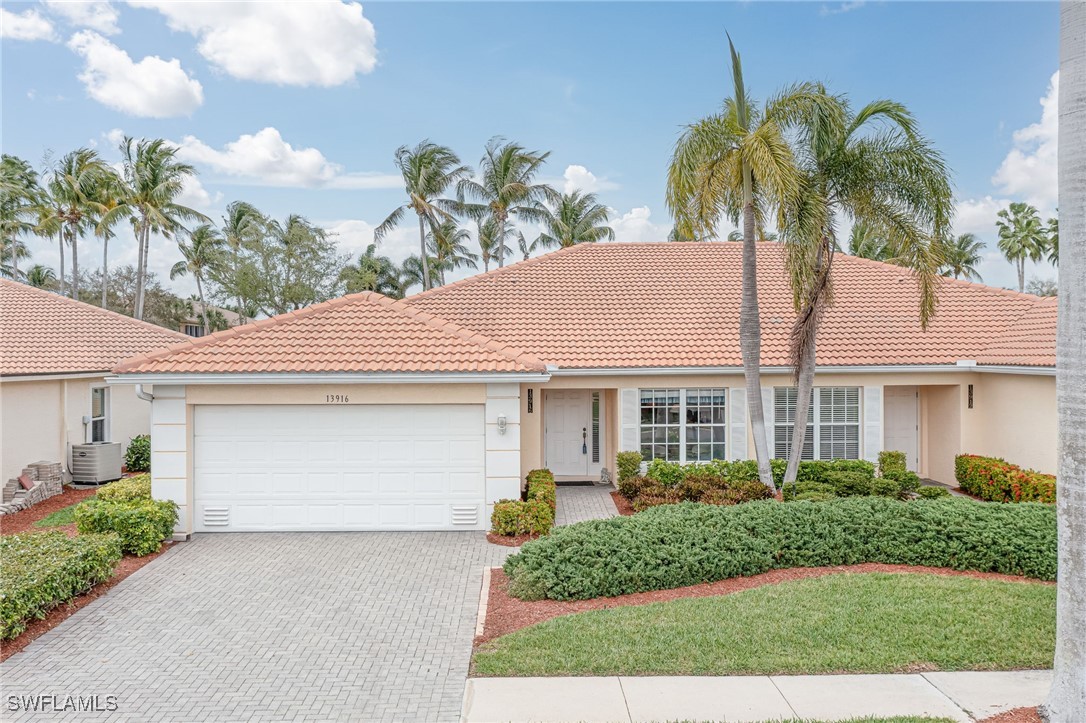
left=546, top=364, right=1054, bottom=377
left=89, top=384, right=112, bottom=443
left=109, top=372, right=551, bottom=385
left=2, top=371, right=108, bottom=382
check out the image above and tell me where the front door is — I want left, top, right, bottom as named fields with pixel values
left=545, top=390, right=591, bottom=477
left=884, top=386, right=919, bottom=472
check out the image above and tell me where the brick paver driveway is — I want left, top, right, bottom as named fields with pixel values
left=1, top=533, right=508, bottom=722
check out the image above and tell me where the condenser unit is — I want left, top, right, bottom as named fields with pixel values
left=71, top=442, right=123, bottom=484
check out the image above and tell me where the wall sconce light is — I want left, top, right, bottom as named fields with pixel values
left=497, top=414, right=508, bottom=435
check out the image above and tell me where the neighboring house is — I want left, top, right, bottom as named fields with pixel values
left=179, top=302, right=243, bottom=338
left=0, top=280, right=189, bottom=485
left=110, top=243, right=1056, bottom=535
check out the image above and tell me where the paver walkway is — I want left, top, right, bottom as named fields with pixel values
left=555, top=484, right=619, bottom=525
left=2, top=532, right=508, bottom=722
left=462, top=670, right=1052, bottom=723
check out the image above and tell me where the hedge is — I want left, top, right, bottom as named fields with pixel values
left=75, top=498, right=178, bottom=556
left=503, top=496, right=1056, bottom=600
left=641, top=457, right=877, bottom=490
left=124, top=434, right=151, bottom=473
left=1, top=532, right=122, bottom=639
left=96, top=474, right=151, bottom=502
left=955, top=454, right=1056, bottom=503
left=616, top=451, right=642, bottom=483
left=490, top=499, right=554, bottom=536
left=525, top=469, right=557, bottom=511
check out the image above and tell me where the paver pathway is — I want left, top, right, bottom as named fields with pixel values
left=554, top=484, right=618, bottom=525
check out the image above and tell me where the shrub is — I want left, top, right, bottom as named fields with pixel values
left=884, top=469, right=922, bottom=496
left=616, top=451, right=643, bottom=483
left=870, top=477, right=904, bottom=498
left=525, top=469, right=557, bottom=511
left=124, top=434, right=151, bottom=473
left=794, top=491, right=837, bottom=502
left=823, top=470, right=873, bottom=497
left=955, top=454, right=1056, bottom=503
left=503, top=497, right=1057, bottom=600
left=490, top=499, right=554, bottom=536
left=645, top=459, right=685, bottom=487
left=795, top=459, right=876, bottom=484
left=781, top=481, right=837, bottom=501
left=0, top=532, right=122, bottom=639
left=96, top=474, right=151, bottom=502
left=918, top=485, right=952, bottom=499
left=617, top=474, right=650, bottom=500
left=878, top=450, right=907, bottom=477
left=74, top=498, right=178, bottom=556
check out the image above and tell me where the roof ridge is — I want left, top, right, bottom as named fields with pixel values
left=836, top=252, right=1052, bottom=301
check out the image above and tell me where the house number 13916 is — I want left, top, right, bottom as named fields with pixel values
left=325, top=394, right=349, bottom=403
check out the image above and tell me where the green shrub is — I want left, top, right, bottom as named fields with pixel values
left=616, top=451, right=643, bottom=482
left=794, top=491, right=837, bottom=502
left=124, top=434, right=151, bottom=473
left=918, top=485, right=952, bottom=499
left=616, top=474, right=648, bottom=500
left=955, top=454, right=1056, bottom=503
left=96, top=474, right=151, bottom=502
left=870, top=477, right=904, bottom=498
left=781, top=481, right=837, bottom=501
left=878, top=450, right=907, bottom=477
left=884, top=469, right=922, bottom=495
left=0, top=532, right=122, bottom=639
left=490, top=499, right=554, bottom=536
left=503, top=497, right=1056, bottom=600
left=795, top=459, right=876, bottom=484
left=823, top=470, right=873, bottom=497
left=525, top=469, right=557, bottom=511
left=645, top=459, right=685, bottom=487
left=74, top=498, right=178, bottom=556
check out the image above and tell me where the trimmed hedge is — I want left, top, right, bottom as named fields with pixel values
left=503, top=496, right=1056, bottom=600
left=75, top=498, right=178, bottom=556
left=642, top=458, right=877, bottom=490
left=525, top=469, right=557, bottom=511
left=616, top=451, right=643, bottom=483
left=878, top=450, right=907, bottom=477
left=96, top=474, right=151, bottom=502
left=124, top=434, right=151, bottom=473
left=1, top=532, right=122, bottom=639
left=490, top=499, right=554, bottom=536
left=625, top=473, right=773, bottom=510
left=955, top=454, right=1056, bottom=503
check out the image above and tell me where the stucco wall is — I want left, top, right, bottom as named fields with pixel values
left=920, top=385, right=961, bottom=483
left=971, top=373, right=1057, bottom=473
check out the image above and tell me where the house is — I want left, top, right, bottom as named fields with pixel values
left=179, top=301, right=243, bottom=338
left=0, top=280, right=189, bottom=485
left=110, top=243, right=1057, bottom=535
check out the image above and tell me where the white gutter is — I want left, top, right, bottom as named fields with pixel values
left=135, top=384, right=154, bottom=402
left=1, top=371, right=109, bottom=383
left=108, top=371, right=552, bottom=385
left=546, top=364, right=1055, bottom=377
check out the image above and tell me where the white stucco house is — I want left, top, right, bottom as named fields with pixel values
left=109, top=244, right=1057, bottom=536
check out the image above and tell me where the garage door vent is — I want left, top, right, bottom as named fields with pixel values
left=202, top=506, right=230, bottom=527
left=450, top=505, right=479, bottom=526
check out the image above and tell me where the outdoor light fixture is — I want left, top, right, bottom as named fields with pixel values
left=497, top=414, right=508, bottom=435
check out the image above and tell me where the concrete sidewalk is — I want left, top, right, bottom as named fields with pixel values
left=462, top=670, right=1051, bottom=723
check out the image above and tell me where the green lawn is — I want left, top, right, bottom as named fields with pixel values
left=32, top=503, right=80, bottom=528
left=473, top=573, right=1055, bottom=677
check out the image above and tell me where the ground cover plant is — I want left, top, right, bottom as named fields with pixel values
left=32, top=504, right=80, bottom=528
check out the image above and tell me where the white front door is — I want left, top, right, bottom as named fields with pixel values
left=883, top=386, right=919, bottom=472
left=545, top=390, right=591, bottom=477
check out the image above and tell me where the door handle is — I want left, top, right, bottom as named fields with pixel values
left=582, top=427, right=588, bottom=455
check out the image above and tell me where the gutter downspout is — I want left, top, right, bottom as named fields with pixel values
left=135, top=384, right=154, bottom=402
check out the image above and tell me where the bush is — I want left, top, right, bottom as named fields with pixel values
left=525, top=469, right=557, bottom=511
left=918, top=485, right=952, bottom=499
left=616, top=451, right=642, bottom=483
left=781, top=481, right=837, bottom=501
left=96, top=474, right=151, bottom=502
left=645, top=459, right=685, bottom=487
left=795, top=459, right=877, bottom=484
left=490, top=499, right=554, bottom=536
left=794, top=491, right=837, bottom=502
left=823, top=470, right=873, bottom=497
left=617, top=474, right=652, bottom=500
left=878, top=450, right=907, bottom=477
left=955, top=454, right=1056, bottom=503
left=0, top=532, right=122, bottom=639
left=74, top=498, right=178, bottom=556
left=870, top=477, right=904, bottom=498
left=884, top=469, right=922, bottom=496
left=503, top=497, right=1057, bottom=600
left=124, top=434, right=151, bottom=473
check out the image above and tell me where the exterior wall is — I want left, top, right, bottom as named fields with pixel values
left=484, top=383, right=521, bottom=521
left=919, top=385, right=961, bottom=483
left=972, top=373, right=1057, bottom=473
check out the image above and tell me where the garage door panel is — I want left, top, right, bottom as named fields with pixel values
left=343, top=504, right=377, bottom=526
left=450, top=439, right=485, bottom=463
left=414, top=472, right=444, bottom=494
left=414, top=504, right=445, bottom=527
left=343, top=440, right=377, bottom=463
left=343, top=472, right=377, bottom=494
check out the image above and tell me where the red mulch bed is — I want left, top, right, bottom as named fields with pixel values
left=0, top=540, right=175, bottom=663
left=476, top=563, right=1052, bottom=645
left=609, top=490, right=635, bottom=516
left=486, top=532, right=543, bottom=547
left=980, top=707, right=1044, bottom=723
left=0, top=486, right=99, bottom=536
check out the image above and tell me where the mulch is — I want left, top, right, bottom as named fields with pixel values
left=476, top=563, right=1053, bottom=645
left=609, top=490, right=635, bottom=516
left=979, top=707, right=1044, bottom=723
left=486, top=532, right=543, bottom=547
left=0, top=486, right=99, bottom=536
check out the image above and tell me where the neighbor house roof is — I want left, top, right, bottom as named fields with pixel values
left=114, top=291, right=547, bottom=375
left=0, top=280, right=189, bottom=377
left=406, top=243, right=1056, bottom=369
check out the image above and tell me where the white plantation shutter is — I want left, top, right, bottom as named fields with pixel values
left=863, top=385, right=883, bottom=463
left=729, top=388, right=747, bottom=460
left=620, top=388, right=639, bottom=454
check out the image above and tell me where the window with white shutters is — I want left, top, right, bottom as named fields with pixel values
left=640, top=388, right=726, bottom=463
left=774, top=386, right=860, bottom=460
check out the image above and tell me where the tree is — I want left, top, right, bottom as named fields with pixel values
left=996, top=202, right=1048, bottom=292
left=219, top=201, right=265, bottom=322
left=477, top=216, right=512, bottom=272
left=0, top=237, right=30, bottom=279
left=517, top=230, right=543, bottom=260
left=339, top=244, right=400, bottom=296
left=667, top=36, right=815, bottom=489
left=427, top=219, right=478, bottom=285
left=534, top=190, right=615, bottom=250
left=458, top=137, right=557, bottom=269
left=847, top=220, right=894, bottom=262
left=24, top=264, right=56, bottom=289
left=1025, top=277, right=1057, bottom=296
left=170, top=224, right=223, bottom=336
left=939, top=233, right=985, bottom=281
left=375, top=141, right=470, bottom=291
left=91, top=168, right=127, bottom=309
left=49, top=148, right=111, bottom=299
left=1047, top=215, right=1059, bottom=265
left=401, top=255, right=426, bottom=291
left=0, top=154, right=44, bottom=281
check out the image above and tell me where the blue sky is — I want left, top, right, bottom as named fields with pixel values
left=1, top=1, right=1061, bottom=295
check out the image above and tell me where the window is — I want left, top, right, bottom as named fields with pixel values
left=640, top=388, right=726, bottom=463
left=183, top=324, right=205, bottom=338
left=90, top=387, right=109, bottom=442
left=774, top=386, right=860, bottom=460
left=591, top=392, right=601, bottom=464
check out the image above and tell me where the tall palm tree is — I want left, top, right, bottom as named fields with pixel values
left=779, top=89, right=951, bottom=485
left=939, top=233, right=985, bottom=281
left=847, top=220, right=893, bottom=261
left=427, top=219, right=478, bottom=285
left=458, top=137, right=557, bottom=269
left=401, top=254, right=427, bottom=291
left=476, top=216, right=512, bottom=272
left=534, top=190, right=615, bottom=249
left=996, top=202, right=1048, bottom=292
left=0, top=237, right=30, bottom=279
left=170, top=224, right=223, bottom=336
left=339, top=243, right=399, bottom=295
left=375, top=141, right=470, bottom=292
left=1047, top=215, right=1059, bottom=265
left=24, top=264, right=56, bottom=289
left=102, top=137, right=206, bottom=319
left=0, top=154, right=44, bottom=281
left=220, top=201, right=265, bottom=322
left=667, top=36, right=815, bottom=489
left=50, top=148, right=111, bottom=298
left=517, top=230, right=543, bottom=260
left=91, top=168, right=126, bottom=308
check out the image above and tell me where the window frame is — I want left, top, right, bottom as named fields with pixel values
left=639, top=387, right=727, bottom=464
left=773, top=386, right=861, bottom=461
left=89, top=386, right=110, bottom=443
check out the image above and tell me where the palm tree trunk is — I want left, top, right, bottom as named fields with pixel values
left=69, top=227, right=79, bottom=299
left=139, top=226, right=151, bottom=317
left=418, top=215, right=431, bottom=291
left=134, top=222, right=146, bottom=318
left=1018, top=258, right=1026, bottom=293
left=57, top=230, right=66, bottom=296
left=101, top=235, right=109, bottom=309
left=233, top=245, right=245, bottom=324
left=497, top=212, right=506, bottom=268
left=1044, top=2, right=1086, bottom=719
left=196, top=274, right=210, bottom=336
left=11, top=241, right=19, bottom=280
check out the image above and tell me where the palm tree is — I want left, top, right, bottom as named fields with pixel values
left=220, top=201, right=265, bottom=322
left=726, top=228, right=777, bottom=242
left=102, top=137, right=207, bottom=319
left=170, top=224, right=223, bottom=336
left=517, top=230, right=543, bottom=260
left=24, top=264, right=56, bottom=289
left=996, top=202, right=1048, bottom=292
left=339, top=244, right=399, bottom=295
left=0, top=237, right=30, bottom=279
left=375, top=141, right=470, bottom=292
left=847, top=220, right=893, bottom=261
left=534, top=190, right=615, bottom=250
left=458, top=137, right=557, bottom=269
left=49, top=148, right=111, bottom=299
left=1047, top=215, right=1059, bottom=265
left=778, top=89, right=952, bottom=485
left=666, top=36, right=815, bottom=489
left=427, top=219, right=478, bottom=285
left=939, top=233, right=985, bottom=281
left=91, top=168, right=126, bottom=308
left=0, top=154, right=44, bottom=281
left=401, top=254, right=427, bottom=291
left=477, top=216, right=512, bottom=272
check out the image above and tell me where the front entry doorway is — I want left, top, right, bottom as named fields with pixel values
left=544, top=390, right=603, bottom=479
left=884, top=386, right=920, bottom=472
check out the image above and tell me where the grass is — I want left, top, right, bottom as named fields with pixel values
left=473, top=573, right=1055, bottom=677
left=32, top=504, right=80, bottom=528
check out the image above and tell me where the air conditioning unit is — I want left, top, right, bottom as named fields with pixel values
left=71, top=442, right=124, bottom=484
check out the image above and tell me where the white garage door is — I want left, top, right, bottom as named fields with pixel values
left=193, top=404, right=486, bottom=532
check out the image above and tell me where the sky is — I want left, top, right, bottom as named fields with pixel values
left=0, top=0, right=1061, bottom=298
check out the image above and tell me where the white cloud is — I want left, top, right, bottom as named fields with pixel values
left=67, top=30, right=203, bottom=117
left=820, top=1, right=866, bottom=16
left=45, top=1, right=120, bottom=34
left=953, top=196, right=1011, bottom=237
left=174, top=127, right=400, bottom=189
left=607, top=207, right=671, bottom=243
left=992, top=71, right=1058, bottom=211
left=326, top=219, right=418, bottom=264
left=562, top=165, right=619, bottom=195
left=128, top=1, right=377, bottom=86
left=1, top=8, right=57, bottom=41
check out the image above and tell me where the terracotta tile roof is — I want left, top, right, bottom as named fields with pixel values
left=0, top=280, right=189, bottom=377
left=407, top=243, right=1056, bottom=369
left=115, top=292, right=547, bottom=375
